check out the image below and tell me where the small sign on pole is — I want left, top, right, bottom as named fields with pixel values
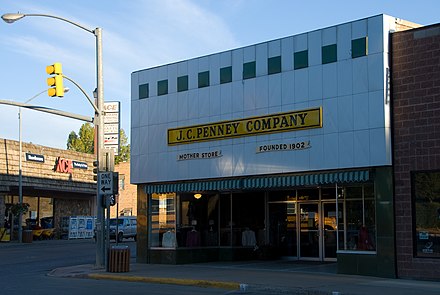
left=98, top=172, right=113, bottom=195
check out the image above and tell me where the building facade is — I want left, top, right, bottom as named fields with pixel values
left=392, top=24, right=440, bottom=280
left=0, top=138, right=96, bottom=239
left=110, top=161, right=137, bottom=218
left=131, top=15, right=421, bottom=278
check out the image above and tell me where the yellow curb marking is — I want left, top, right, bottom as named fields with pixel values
left=88, top=273, right=240, bottom=290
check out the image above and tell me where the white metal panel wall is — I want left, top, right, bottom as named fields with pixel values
left=131, top=15, right=394, bottom=184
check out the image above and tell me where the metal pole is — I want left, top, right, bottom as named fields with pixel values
left=16, top=89, right=62, bottom=243
left=18, top=108, right=23, bottom=243
left=2, top=12, right=105, bottom=268
left=0, top=100, right=93, bottom=123
left=95, top=27, right=106, bottom=269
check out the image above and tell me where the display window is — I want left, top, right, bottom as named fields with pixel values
left=412, top=171, right=440, bottom=258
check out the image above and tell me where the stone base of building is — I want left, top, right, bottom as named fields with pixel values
left=148, top=247, right=259, bottom=264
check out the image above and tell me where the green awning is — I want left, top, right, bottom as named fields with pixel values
left=145, top=170, right=370, bottom=194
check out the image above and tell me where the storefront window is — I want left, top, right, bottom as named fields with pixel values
left=150, top=192, right=266, bottom=249
left=338, top=184, right=376, bottom=252
left=150, top=193, right=176, bottom=247
left=268, top=191, right=297, bottom=256
left=413, top=171, right=440, bottom=258
left=177, top=193, right=219, bottom=247
left=220, top=193, right=231, bottom=246
left=231, top=192, right=265, bottom=247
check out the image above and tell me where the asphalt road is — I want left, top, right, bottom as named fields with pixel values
left=0, top=239, right=230, bottom=295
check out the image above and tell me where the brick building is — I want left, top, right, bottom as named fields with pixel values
left=392, top=24, right=440, bottom=280
left=110, top=161, right=137, bottom=218
left=131, top=15, right=425, bottom=278
left=0, top=138, right=96, bottom=238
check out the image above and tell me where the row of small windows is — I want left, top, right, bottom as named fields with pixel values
left=139, top=37, right=367, bottom=99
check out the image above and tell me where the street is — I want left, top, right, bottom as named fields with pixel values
left=0, top=239, right=231, bottom=295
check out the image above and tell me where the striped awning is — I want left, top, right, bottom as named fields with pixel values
left=145, top=170, right=370, bottom=194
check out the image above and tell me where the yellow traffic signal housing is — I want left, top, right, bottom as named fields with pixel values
left=47, top=75, right=64, bottom=97
left=46, top=62, right=64, bottom=97
left=46, top=62, right=63, bottom=75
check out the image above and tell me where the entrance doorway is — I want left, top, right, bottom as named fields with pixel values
left=298, top=202, right=340, bottom=261
left=268, top=196, right=342, bottom=261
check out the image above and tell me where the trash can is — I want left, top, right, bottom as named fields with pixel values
left=108, top=245, right=130, bottom=272
left=22, top=230, right=33, bottom=243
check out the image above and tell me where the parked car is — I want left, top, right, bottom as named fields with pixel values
left=109, top=216, right=137, bottom=242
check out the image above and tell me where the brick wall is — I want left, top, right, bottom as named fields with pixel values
left=0, top=138, right=96, bottom=194
left=110, top=161, right=137, bottom=217
left=0, top=138, right=96, bottom=235
left=392, top=24, right=440, bottom=280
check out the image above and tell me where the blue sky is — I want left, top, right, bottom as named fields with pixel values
left=1, top=0, right=438, bottom=150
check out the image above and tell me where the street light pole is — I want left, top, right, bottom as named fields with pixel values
left=2, top=13, right=106, bottom=268
left=18, top=89, right=48, bottom=242
left=17, top=89, right=70, bottom=243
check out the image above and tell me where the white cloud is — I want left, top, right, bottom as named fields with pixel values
left=0, top=0, right=239, bottom=148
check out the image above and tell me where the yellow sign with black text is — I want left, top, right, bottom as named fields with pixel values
left=168, top=107, right=322, bottom=145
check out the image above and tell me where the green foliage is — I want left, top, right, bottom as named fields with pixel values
left=115, top=128, right=130, bottom=164
left=10, top=203, right=30, bottom=215
left=66, top=123, right=95, bottom=154
left=67, top=123, right=130, bottom=164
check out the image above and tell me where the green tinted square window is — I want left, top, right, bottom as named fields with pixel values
left=177, top=75, right=188, bottom=92
left=322, top=44, right=337, bottom=64
left=294, top=50, right=308, bottom=69
left=220, top=66, right=232, bottom=84
left=139, top=83, right=149, bottom=99
left=243, top=61, right=256, bottom=79
left=352, top=37, right=368, bottom=58
left=268, top=56, right=281, bottom=75
left=198, top=71, right=210, bottom=88
left=157, top=79, right=168, bottom=96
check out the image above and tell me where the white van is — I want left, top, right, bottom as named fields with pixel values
left=109, top=216, right=137, bottom=242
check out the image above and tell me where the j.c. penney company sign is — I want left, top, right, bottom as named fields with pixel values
left=168, top=107, right=322, bottom=145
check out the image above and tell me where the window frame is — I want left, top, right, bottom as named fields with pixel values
left=177, top=75, right=188, bottom=92
left=139, top=83, right=149, bottom=99
left=322, top=44, right=337, bottom=64
left=220, top=66, right=232, bottom=84
left=268, top=56, right=281, bottom=75
left=157, top=79, right=168, bottom=96
left=294, top=50, right=308, bottom=70
left=352, top=37, right=368, bottom=58
left=198, top=71, right=210, bottom=88
left=411, top=170, right=440, bottom=259
left=243, top=61, right=256, bottom=80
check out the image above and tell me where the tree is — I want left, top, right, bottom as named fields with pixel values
left=115, top=129, right=130, bottom=164
left=66, top=123, right=94, bottom=154
left=67, top=123, right=130, bottom=164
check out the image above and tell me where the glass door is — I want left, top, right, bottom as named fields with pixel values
left=299, top=203, right=320, bottom=260
left=322, top=202, right=339, bottom=260
left=268, top=202, right=297, bottom=257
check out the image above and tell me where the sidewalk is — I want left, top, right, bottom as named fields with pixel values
left=48, top=260, right=440, bottom=295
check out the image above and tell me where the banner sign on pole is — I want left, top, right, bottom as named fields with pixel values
left=103, top=101, right=120, bottom=155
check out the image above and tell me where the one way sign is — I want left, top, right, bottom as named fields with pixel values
left=98, top=172, right=113, bottom=195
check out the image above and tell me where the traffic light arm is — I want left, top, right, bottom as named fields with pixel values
left=0, top=99, right=93, bottom=122
left=63, top=75, right=100, bottom=114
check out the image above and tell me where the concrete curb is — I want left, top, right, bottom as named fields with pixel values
left=87, top=273, right=241, bottom=290
left=86, top=274, right=333, bottom=294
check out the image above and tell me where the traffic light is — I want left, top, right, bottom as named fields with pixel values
left=46, top=62, right=64, bottom=97
left=109, top=172, right=119, bottom=207
left=93, top=160, right=99, bottom=181
left=112, top=172, right=119, bottom=197
left=109, top=195, right=116, bottom=207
